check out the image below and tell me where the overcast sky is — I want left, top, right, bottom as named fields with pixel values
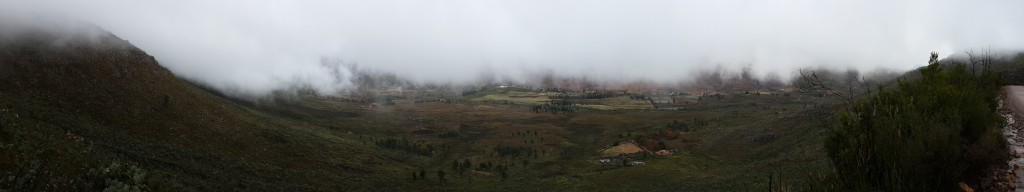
left=3, top=0, right=1024, bottom=95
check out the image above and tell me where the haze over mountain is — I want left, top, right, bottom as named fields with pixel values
left=4, top=1, right=1024, bottom=191
left=3, top=0, right=1024, bottom=98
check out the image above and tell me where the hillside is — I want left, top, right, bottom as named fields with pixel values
left=0, top=26, right=842, bottom=191
left=0, top=27, right=405, bottom=191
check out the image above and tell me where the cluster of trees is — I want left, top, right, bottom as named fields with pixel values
left=792, top=66, right=900, bottom=102
left=665, top=120, right=689, bottom=132
left=412, top=97, right=463, bottom=104
left=437, top=131, right=459, bottom=138
left=446, top=159, right=512, bottom=179
left=529, top=103, right=575, bottom=114
left=692, top=118, right=710, bottom=127
left=547, top=92, right=614, bottom=100
left=373, top=137, right=435, bottom=156
left=410, top=169, right=448, bottom=184
left=548, top=99, right=575, bottom=106
left=493, top=146, right=540, bottom=159
left=451, top=159, right=473, bottom=174
left=628, top=94, right=648, bottom=101
left=817, top=58, right=1006, bottom=191
left=512, top=130, right=538, bottom=137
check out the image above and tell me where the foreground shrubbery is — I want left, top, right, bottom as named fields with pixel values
left=817, top=63, right=1007, bottom=191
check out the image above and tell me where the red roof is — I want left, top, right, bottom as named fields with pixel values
left=655, top=150, right=672, bottom=155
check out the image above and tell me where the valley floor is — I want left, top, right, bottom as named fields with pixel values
left=252, top=89, right=837, bottom=191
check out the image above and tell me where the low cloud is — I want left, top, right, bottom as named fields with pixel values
left=2, top=0, right=1023, bottom=97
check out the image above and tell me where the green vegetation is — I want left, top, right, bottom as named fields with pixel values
left=374, top=137, right=436, bottom=156
left=18, top=27, right=1023, bottom=191
left=818, top=63, right=1007, bottom=191
left=0, top=31, right=402, bottom=191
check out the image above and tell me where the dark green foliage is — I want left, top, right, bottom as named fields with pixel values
left=692, top=118, right=709, bottom=126
left=374, top=137, right=434, bottom=156
left=628, top=94, right=647, bottom=100
left=494, top=164, right=510, bottom=180
left=461, top=160, right=471, bottom=170
left=85, top=161, right=149, bottom=191
left=438, top=131, right=460, bottom=138
left=823, top=63, right=1007, bottom=191
left=437, top=170, right=446, bottom=184
left=0, top=29, right=410, bottom=191
left=494, top=146, right=531, bottom=158
left=549, top=92, right=615, bottom=100
left=666, top=120, right=687, bottom=131
left=530, top=103, right=576, bottom=114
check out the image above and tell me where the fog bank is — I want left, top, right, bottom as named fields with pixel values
left=2, top=0, right=1023, bottom=96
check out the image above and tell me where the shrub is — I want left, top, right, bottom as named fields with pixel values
left=86, top=160, right=149, bottom=192
left=824, top=63, right=1007, bottom=191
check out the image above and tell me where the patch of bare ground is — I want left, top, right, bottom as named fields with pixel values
left=599, top=141, right=648, bottom=157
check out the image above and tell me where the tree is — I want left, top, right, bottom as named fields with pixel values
left=461, top=159, right=471, bottom=174
left=437, top=170, right=446, bottom=184
left=793, top=68, right=872, bottom=104
left=928, top=51, right=939, bottom=65
left=820, top=53, right=1006, bottom=191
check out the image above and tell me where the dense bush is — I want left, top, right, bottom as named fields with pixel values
left=822, top=63, right=1007, bottom=191
left=86, top=160, right=149, bottom=192
left=374, top=137, right=435, bottom=156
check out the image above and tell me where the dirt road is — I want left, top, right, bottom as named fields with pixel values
left=1005, top=86, right=1024, bottom=114
left=1001, top=86, right=1024, bottom=191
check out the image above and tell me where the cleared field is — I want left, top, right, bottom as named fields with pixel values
left=474, top=92, right=550, bottom=105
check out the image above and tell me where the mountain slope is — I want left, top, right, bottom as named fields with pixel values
left=0, top=27, right=403, bottom=191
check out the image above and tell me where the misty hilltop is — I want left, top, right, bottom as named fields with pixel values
left=2, top=1, right=1024, bottom=191
left=4, top=1, right=1023, bottom=99
left=0, top=23, right=409, bottom=191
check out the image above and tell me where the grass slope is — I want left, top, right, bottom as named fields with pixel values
left=0, top=28, right=406, bottom=191
left=0, top=27, right=851, bottom=191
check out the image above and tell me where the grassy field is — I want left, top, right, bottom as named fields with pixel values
left=250, top=87, right=838, bottom=191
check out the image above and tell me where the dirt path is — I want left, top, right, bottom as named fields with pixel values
left=1005, top=86, right=1024, bottom=114
left=999, top=86, right=1024, bottom=191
